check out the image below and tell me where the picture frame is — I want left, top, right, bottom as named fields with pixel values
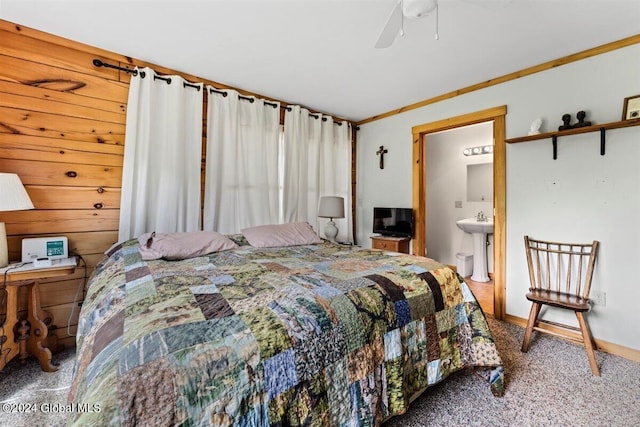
left=622, top=94, right=640, bottom=120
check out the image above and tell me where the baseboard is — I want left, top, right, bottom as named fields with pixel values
left=504, top=314, right=640, bottom=363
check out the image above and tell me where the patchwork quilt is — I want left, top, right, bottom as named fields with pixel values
left=68, top=236, right=504, bottom=426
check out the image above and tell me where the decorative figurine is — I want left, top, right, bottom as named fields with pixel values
left=528, top=118, right=542, bottom=135
left=573, top=110, right=592, bottom=128
left=558, top=113, right=573, bottom=131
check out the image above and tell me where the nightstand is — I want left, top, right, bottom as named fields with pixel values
left=370, top=236, right=411, bottom=254
left=0, top=257, right=77, bottom=372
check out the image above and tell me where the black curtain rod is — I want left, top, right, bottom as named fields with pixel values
left=208, top=87, right=278, bottom=109
left=94, top=59, right=201, bottom=91
left=283, top=106, right=343, bottom=125
left=183, top=81, right=201, bottom=90
left=94, top=59, right=343, bottom=125
left=208, top=88, right=342, bottom=125
left=152, top=74, right=201, bottom=91
left=93, top=59, right=145, bottom=77
left=208, top=87, right=342, bottom=125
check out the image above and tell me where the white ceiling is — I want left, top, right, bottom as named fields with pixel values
left=2, top=0, right=639, bottom=122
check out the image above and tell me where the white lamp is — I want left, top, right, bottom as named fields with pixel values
left=0, top=173, right=34, bottom=267
left=318, top=196, right=345, bottom=242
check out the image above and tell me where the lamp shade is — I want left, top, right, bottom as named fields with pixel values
left=318, top=196, right=345, bottom=219
left=0, top=173, right=34, bottom=211
left=0, top=173, right=34, bottom=267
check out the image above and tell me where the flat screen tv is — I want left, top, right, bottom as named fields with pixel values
left=373, top=207, right=413, bottom=237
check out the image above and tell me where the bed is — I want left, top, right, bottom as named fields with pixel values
left=67, top=230, right=504, bottom=426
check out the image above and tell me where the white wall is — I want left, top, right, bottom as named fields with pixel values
left=425, top=122, right=493, bottom=272
left=356, top=44, right=640, bottom=350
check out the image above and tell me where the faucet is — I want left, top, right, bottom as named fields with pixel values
left=476, top=211, right=488, bottom=222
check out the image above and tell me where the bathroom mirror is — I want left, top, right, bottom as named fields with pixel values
left=467, top=163, right=493, bottom=202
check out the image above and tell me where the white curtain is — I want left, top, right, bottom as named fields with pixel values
left=283, top=106, right=353, bottom=242
left=203, top=89, right=281, bottom=234
left=118, top=67, right=203, bottom=241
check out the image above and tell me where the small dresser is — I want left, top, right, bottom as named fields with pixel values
left=370, top=236, right=410, bottom=254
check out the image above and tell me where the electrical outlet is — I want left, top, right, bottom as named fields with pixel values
left=455, top=200, right=462, bottom=208
left=591, top=291, right=606, bottom=307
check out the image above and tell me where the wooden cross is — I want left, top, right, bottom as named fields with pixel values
left=376, top=145, right=388, bottom=169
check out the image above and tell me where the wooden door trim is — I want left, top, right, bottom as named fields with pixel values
left=412, top=105, right=507, bottom=319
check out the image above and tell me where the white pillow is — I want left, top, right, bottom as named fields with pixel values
left=137, top=231, right=238, bottom=260
left=241, top=222, right=322, bottom=248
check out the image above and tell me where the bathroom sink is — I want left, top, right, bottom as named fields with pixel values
left=456, top=218, right=494, bottom=234
left=456, top=217, right=494, bottom=283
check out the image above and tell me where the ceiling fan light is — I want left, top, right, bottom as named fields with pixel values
left=403, top=0, right=437, bottom=18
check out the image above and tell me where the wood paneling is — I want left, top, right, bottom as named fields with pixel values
left=0, top=106, right=125, bottom=144
left=0, top=22, right=127, bottom=352
left=0, top=138, right=124, bottom=167
left=0, top=29, right=119, bottom=81
left=3, top=209, right=119, bottom=235
left=24, top=186, right=121, bottom=210
left=0, top=55, right=129, bottom=103
left=2, top=159, right=122, bottom=187
left=0, top=82, right=126, bottom=123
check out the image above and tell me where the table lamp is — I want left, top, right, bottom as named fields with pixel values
left=0, top=173, right=34, bottom=267
left=318, top=196, right=345, bottom=242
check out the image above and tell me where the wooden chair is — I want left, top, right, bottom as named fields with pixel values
left=521, top=236, right=601, bottom=375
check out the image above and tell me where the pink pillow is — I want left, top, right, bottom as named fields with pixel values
left=241, top=222, right=322, bottom=248
left=137, top=231, right=238, bottom=260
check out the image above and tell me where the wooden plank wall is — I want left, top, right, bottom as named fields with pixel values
left=0, top=20, right=356, bottom=350
left=0, top=22, right=131, bottom=350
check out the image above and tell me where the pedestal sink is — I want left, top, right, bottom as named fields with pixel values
left=456, top=218, right=493, bottom=282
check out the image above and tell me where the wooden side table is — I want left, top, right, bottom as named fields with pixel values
left=0, top=259, right=77, bottom=372
left=370, top=236, right=411, bottom=254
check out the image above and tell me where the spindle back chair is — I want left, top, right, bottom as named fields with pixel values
left=521, top=236, right=600, bottom=375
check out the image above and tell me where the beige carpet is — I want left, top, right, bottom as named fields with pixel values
left=385, top=317, right=640, bottom=426
left=0, top=346, right=75, bottom=427
left=1, top=318, right=638, bottom=426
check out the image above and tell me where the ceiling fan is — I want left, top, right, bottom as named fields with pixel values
left=374, top=0, right=439, bottom=48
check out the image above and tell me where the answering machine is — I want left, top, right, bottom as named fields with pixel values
left=21, top=236, right=69, bottom=266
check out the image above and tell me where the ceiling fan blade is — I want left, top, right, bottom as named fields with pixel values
left=374, top=1, right=403, bottom=49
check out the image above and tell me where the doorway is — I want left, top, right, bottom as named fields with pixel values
left=411, top=106, right=507, bottom=319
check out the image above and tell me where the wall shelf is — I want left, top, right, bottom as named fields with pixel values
left=506, top=118, right=640, bottom=159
